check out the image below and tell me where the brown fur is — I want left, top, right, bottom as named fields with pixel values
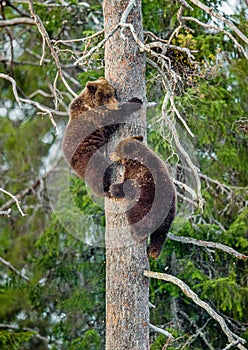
left=69, top=77, right=118, bottom=119
left=62, top=77, right=142, bottom=196
left=110, top=137, right=176, bottom=259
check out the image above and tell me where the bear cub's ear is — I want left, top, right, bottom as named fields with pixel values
left=132, top=135, right=143, bottom=142
left=128, top=97, right=143, bottom=104
left=86, top=81, right=98, bottom=93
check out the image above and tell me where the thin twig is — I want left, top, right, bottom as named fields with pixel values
left=179, top=313, right=214, bottom=350
left=161, top=97, right=204, bottom=211
left=0, top=74, right=64, bottom=132
left=170, top=98, right=195, bottom=138
left=74, top=0, right=143, bottom=66
left=28, top=89, right=53, bottom=99
left=167, top=25, right=183, bottom=46
left=173, top=179, right=197, bottom=199
left=20, top=98, right=59, bottom=134
left=53, top=29, right=104, bottom=45
left=28, top=0, right=76, bottom=97
left=74, top=24, right=120, bottom=65
left=0, top=188, right=26, bottom=216
left=0, top=257, right=30, bottom=282
left=0, top=73, right=22, bottom=108
left=0, top=166, right=57, bottom=214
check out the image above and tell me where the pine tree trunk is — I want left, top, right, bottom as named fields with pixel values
left=103, top=1, right=149, bottom=349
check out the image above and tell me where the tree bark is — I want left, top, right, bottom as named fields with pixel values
left=103, top=1, right=149, bottom=349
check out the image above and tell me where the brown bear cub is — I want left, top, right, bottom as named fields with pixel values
left=62, top=77, right=142, bottom=197
left=63, top=78, right=175, bottom=258
left=110, top=137, right=176, bottom=259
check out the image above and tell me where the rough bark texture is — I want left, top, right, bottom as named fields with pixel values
left=103, top=1, right=149, bottom=349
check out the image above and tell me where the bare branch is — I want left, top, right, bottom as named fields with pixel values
left=53, top=29, right=104, bottom=45
left=222, top=340, right=243, bottom=350
left=188, top=0, right=248, bottom=46
left=149, top=323, right=174, bottom=339
left=0, top=58, right=41, bottom=66
left=28, top=89, right=53, bottom=99
left=167, top=25, right=183, bottom=45
left=173, top=179, right=197, bottom=199
left=176, top=192, right=198, bottom=207
left=74, top=24, right=120, bottom=65
left=144, top=271, right=247, bottom=350
left=200, top=173, right=231, bottom=194
left=145, top=60, right=202, bottom=211
left=200, top=172, right=248, bottom=193
left=0, top=257, right=30, bottom=282
left=74, top=0, right=144, bottom=66
left=167, top=233, right=248, bottom=260
left=120, top=0, right=136, bottom=23
left=0, top=188, right=26, bottom=216
left=149, top=301, right=156, bottom=308
left=0, top=208, right=11, bottom=216
left=0, top=73, right=22, bottom=108
left=27, top=0, right=76, bottom=97
left=176, top=0, right=193, bottom=10
left=0, top=74, right=64, bottom=131
left=0, top=17, right=35, bottom=27
left=179, top=312, right=214, bottom=350
left=161, top=96, right=204, bottom=211
left=145, top=41, right=197, bottom=64
left=0, top=167, right=56, bottom=214
left=182, top=16, right=248, bottom=59
left=20, top=98, right=60, bottom=134
left=170, top=97, right=195, bottom=138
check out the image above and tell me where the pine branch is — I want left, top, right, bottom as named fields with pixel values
left=0, top=323, right=47, bottom=342
left=144, top=271, right=247, bottom=350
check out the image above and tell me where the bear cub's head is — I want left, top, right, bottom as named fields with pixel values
left=110, top=136, right=144, bottom=164
left=70, top=77, right=118, bottom=120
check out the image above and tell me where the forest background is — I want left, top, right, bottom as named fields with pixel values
left=0, top=0, right=247, bottom=349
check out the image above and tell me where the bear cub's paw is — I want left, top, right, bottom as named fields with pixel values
left=128, top=97, right=143, bottom=104
left=147, top=245, right=160, bottom=260
left=109, top=183, right=125, bottom=199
